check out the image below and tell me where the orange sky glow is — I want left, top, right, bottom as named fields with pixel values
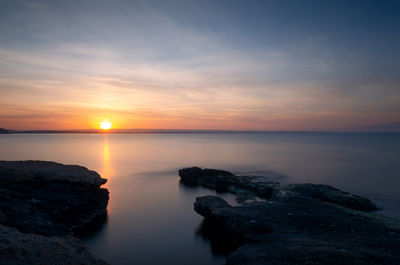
left=1, top=1, right=399, bottom=131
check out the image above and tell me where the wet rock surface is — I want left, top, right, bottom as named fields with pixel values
left=180, top=167, right=400, bottom=265
left=0, top=161, right=109, bottom=265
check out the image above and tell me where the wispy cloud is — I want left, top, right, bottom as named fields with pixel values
left=0, top=0, right=399, bottom=130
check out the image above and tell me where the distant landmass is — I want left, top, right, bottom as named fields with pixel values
left=348, top=122, right=400, bottom=133
left=2, top=129, right=239, bottom=134
left=1, top=124, right=400, bottom=134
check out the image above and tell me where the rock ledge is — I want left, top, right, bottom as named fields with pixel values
left=0, top=224, right=107, bottom=265
left=180, top=167, right=400, bottom=265
left=0, top=160, right=109, bottom=265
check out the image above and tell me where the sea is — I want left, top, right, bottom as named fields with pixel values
left=1, top=132, right=399, bottom=265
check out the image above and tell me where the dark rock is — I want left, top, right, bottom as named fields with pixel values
left=179, top=167, right=278, bottom=198
left=195, top=219, right=237, bottom=255
left=281, top=183, right=378, bottom=211
left=182, top=167, right=398, bottom=264
left=194, top=195, right=400, bottom=265
left=179, top=167, right=234, bottom=187
left=0, top=224, right=108, bottom=265
left=0, top=161, right=110, bottom=265
left=0, top=128, right=9, bottom=134
left=194, top=195, right=232, bottom=218
left=0, top=160, right=107, bottom=186
left=180, top=167, right=377, bottom=211
left=0, top=161, right=109, bottom=236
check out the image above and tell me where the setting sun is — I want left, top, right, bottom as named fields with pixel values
left=100, top=120, right=112, bottom=130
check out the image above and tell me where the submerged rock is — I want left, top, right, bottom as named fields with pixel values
left=0, top=160, right=109, bottom=236
left=0, top=224, right=107, bottom=265
left=180, top=167, right=399, bottom=265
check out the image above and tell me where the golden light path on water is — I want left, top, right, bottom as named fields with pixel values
left=101, top=135, right=114, bottom=213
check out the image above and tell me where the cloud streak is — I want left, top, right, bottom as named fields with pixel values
left=0, top=0, right=399, bottom=130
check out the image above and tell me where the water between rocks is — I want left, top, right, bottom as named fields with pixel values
left=1, top=132, right=399, bottom=265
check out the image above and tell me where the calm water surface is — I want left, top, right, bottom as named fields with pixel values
left=1, top=133, right=400, bottom=265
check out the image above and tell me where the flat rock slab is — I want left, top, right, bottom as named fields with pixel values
left=0, top=160, right=106, bottom=186
left=0, top=224, right=107, bottom=265
left=180, top=167, right=400, bottom=265
left=279, top=183, right=377, bottom=211
left=0, top=160, right=109, bottom=236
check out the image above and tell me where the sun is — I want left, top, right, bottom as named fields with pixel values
left=100, top=120, right=112, bottom=130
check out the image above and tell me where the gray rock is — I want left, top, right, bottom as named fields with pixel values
left=0, top=160, right=106, bottom=186
left=181, top=167, right=398, bottom=264
left=179, top=167, right=279, bottom=199
left=279, top=183, right=378, bottom=211
left=0, top=224, right=108, bottom=265
left=179, top=167, right=234, bottom=187
left=179, top=167, right=377, bottom=211
left=194, top=195, right=400, bottom=265
left=0, top=161, right=109, bottom=236
left=0, top=161, right=110, bottom=265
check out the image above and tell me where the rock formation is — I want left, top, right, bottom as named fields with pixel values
left=0, top=224, right=108, bottom=265
left=179, top=167, right=279, bottom=199
left=180, top=167, right=400, bottom=265
left=0, top=160, right=109, bottom=265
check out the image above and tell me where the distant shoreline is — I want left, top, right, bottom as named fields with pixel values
left=1, top=129, right=400, bottom=134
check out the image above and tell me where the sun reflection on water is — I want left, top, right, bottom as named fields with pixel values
left=101, top=135, right=114, bottom=215
left=101, top=135, right=113, bottom=186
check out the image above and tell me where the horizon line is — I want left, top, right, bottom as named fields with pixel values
left=1, top=128, right=400, bottom=134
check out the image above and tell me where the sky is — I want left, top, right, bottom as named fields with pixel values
left=0, top=0, right=399, bottom=131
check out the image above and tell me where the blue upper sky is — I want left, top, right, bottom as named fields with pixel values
left=0, top=0, right=399, bottom=130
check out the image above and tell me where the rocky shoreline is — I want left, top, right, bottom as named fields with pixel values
left=2, top=162, right=399, bottom=265
left=180, top=167, right=400, bottom=265
left=0, top=160, right=109, bottom=265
